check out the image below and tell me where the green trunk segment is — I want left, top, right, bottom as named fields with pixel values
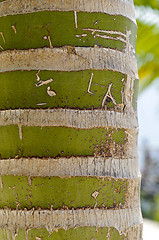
left=0, top=229, right=9, bottom=240
left=0, top=70, right=126, bottom=110
left=0, top=176, right=128, bottom=210
left=0, top=227, right=126, bottom=240
left=0, top=125, right=127, bottom=159
left=0, top=11, right=136, bottom=51
left=27, top=227, right=125, bottom=240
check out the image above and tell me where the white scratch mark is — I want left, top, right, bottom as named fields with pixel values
left=125, top=30, right=134, bottom=54
left=75, top=34, right=87, bottom=38
left=88, top=73, right=95, bottom=95
left=36, top=103, right=47, bottom=106
left=35, top=70, right=54, bottom=87
left=92, top=191, right=99, bottom=208
left=36, top=70, right=40, bottom=82
left=102, top=83, right=117, bottom=107
left=92, top=191, right=99, bottom=199
left=0, top=32, right=5, bottom=43
left=47, top=86, right=56, bottom=97
left=25, top=229, right=28, bottom=240
left=48, top=35, right=53, bottom=48
left=107, top=227, right=111, bottom=239
left=94, top=20, right=99, bottom=25
left=0, top=45, right=4, bottom=50
left=74, top=11, right=78, bottom=29
left=18, top=124, right=23, bottom=140
left=0, top=176, right=3, bottom=191
left=28, top=176, right=32, bottom=186
left=82, top=28, right=135, bottom=54
left=43, top=36, right=48, bottom=40
left=35, top=70, right=56, bottom=97
left=94, top=33, right=126, bottom=43
left=82, top=28, right=126, bottom=37
left=12, top=25, right=17, bottom=34
left=125, top=130, right=133, bottom=139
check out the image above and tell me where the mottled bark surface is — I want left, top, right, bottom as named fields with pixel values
left=0, top=0, right=142, bottom=239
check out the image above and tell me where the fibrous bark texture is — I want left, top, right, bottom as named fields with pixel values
left=0, top=0, right=142, bottom=239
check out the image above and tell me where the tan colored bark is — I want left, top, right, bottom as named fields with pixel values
left=0, top=47, right=138, bottom=77
left=0, top=157, right=140, bottom=179
left=0, top=109, right=138, bottom=129
left=0, top=208, right=142, bottom=234
left=0, top=0, right=136, bottom=23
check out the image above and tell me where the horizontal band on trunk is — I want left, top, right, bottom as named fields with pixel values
left=0, top=11, right=136, bottom=52
left=0, top=157, right=140, bottom=179
left=0, top=0, right=136, bottom=23
left=0, top=47, right=138, bottom=78
left=0, top=109, right=138, bottom=129
left=0, top=207, right=142, bottom=234
left=0, top=175, right=140, bottom=210
left=0, top=125, right=137, bottom=159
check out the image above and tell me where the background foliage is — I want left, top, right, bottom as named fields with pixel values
left=135, top=0, right=159, bottom=92
left=135, top=0, right=159, bottom=222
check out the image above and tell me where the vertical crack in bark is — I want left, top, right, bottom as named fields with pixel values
left=74, top=11, right=78, bottom=29
left=18, top=124, right=23, bottom=140
left=11, top=25, right=17, bottom=34
left=102, top=83, right=117, bottom=107
left=0, top=32, right=5, bottom=43
left=91, top=191, right=99, bottom=208
left=0, top=175, right=3, bottom=191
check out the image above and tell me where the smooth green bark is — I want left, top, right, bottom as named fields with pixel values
left=0, top=175, right=127, bottom=209
left=0, top=11, right=136, bottom=51
left=0, top=227, right=126, bottom=240
left=0, top=125, right=127, bottom=159
left=0, top=70, right=126, bottom=110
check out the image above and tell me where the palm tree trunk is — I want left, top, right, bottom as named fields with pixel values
left=0, top=0, right=142, bottom=239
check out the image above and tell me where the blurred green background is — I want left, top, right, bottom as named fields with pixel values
left=135, top=0, right=159, bottom=222
left=135, top=0, right=159, bottom=92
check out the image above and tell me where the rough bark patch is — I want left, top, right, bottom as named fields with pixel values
left=0, top=157, right=140, bottom=179
left=0, top=0, right=136, bottom=23
left=0, top=109, right=138, bottom=129
left=0, top=208, right=143, bottom=234
left=0, top=47, right=138, bottom=79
